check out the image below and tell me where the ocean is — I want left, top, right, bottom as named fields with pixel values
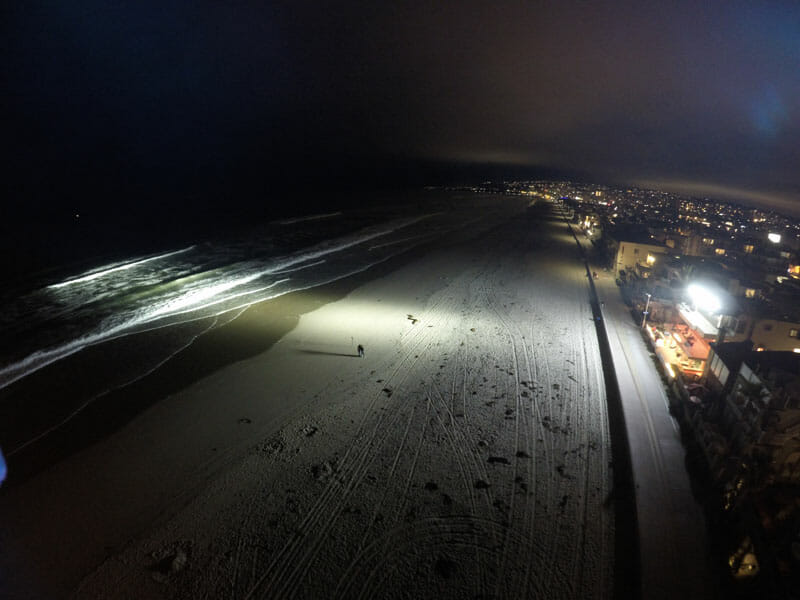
left=0, top=192, right=526, bottom=463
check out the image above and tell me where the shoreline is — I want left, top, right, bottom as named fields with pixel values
left=1, top=200, right=618, bottom=600
left=1, top=195, right=523, bottom=488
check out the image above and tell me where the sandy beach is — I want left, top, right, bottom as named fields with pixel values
left=1, top=200, right=614, bottom=599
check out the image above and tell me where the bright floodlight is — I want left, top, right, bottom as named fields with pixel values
left=768, top=232, right=781, bottom=243
left=687, top=283, right=721, bottom=313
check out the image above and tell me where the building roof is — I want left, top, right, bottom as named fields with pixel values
left=607, top=224, right=663, bottom=246
left=679, top=304, right=719, bottom=337
left=744, top=352, right=800, bottom=389
left=712, top=342, right=800, bottom=391
left=709, top=340, right=754, bottom=374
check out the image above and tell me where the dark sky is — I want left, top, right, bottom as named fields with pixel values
left=4, top=1, right=800, bottom=216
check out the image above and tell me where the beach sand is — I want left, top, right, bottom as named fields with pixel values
left=0, top=200, right=614, bottom=599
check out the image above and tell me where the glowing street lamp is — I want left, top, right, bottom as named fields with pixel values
left=687, top=283, right=721, bottom=314
left=641, top=292, right=652, bottom=328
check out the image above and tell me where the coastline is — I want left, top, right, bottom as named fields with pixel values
left=1, top=193, right=528, bottom=487
left=0, top=226, right=459, bottom=488
left=1, top=199, right=616, bottom=600
left=0, top=218, right=463, bottom=599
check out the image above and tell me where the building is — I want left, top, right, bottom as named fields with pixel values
left=608, top=226, right=667, bottom=279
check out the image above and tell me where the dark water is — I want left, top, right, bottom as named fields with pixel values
left=1, top=206, right=414, bottom=385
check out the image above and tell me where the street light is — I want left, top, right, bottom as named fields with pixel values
left=641, top=292, right=652, bottom=328
left=687, top=283, right=721, bottom=314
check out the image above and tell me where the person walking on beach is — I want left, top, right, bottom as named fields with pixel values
left=357, top=344, right=365, bottom=358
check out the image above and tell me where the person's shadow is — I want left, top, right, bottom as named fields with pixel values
left=299, top=349, right=360, bottom=358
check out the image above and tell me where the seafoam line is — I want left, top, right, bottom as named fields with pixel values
left=48, top=245, right=196, bottom=289
left=275, top=212, right=342, bottom=225
left=368, top=233, right=431, bottom=251
left=6, top=309, right=235, bottom=457
left=271, top=260, right=326, bottom=275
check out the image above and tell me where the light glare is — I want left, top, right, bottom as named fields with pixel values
left=687, top=283, right=721, bottom=313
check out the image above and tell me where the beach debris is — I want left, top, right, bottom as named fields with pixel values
left=516, top=450, right=531, bottom=458
left=311, top=461, right=336, bottom=481
left=238, top=417, right=252, bottom=424
left=150, top=543, right=191, bottom=581
left=474, top=479, right=490, bottom=489
left=381, top=387, right=393, bottom=397
left=259, top=437, right=285, bottom=455
left=302, top=425, right=318, bottom=437
left=488, top=456, right=510, bottom=465
left=407, top=314, right=419, bottom=324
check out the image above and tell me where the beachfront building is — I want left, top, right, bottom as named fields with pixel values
left=692, top=346, right=800, bottom=588
left=724, top=315, right=800, bottom=353
left=702, top=344, right=800, bottom=492
left=720, top=280, right=800, bottom=352
left=608, top=226, right=667, bottom=280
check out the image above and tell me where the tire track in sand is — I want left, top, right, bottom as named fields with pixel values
left=246, top=276, right=466, bottom=599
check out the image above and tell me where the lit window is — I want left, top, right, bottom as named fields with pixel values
left=715, top=248, right=726, bottom=255
left=743, top=244, right=754, bottom=254
left=745, top=289, right=756, bottom=298
left=646, top=254, right=656, bottom=265
left=790, top=329, right=799, bottom=338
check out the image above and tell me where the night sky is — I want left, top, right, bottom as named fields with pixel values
left=4, top=1, right=800, bottom=217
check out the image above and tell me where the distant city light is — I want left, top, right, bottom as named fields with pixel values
left=768, top=232, right=781, bottom=243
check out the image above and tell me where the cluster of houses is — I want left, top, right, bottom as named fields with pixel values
left=570, top=197, right=800, bottom=593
